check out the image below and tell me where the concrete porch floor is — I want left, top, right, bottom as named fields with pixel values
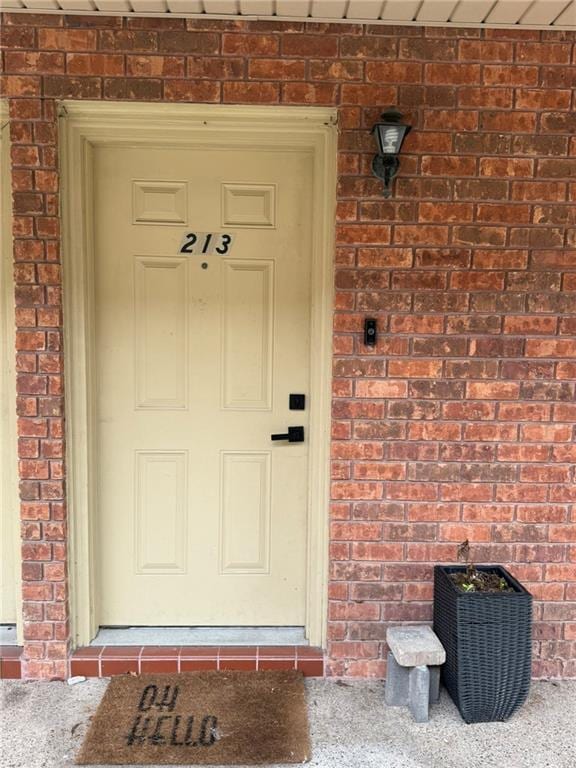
left=1, top=678, right=574, bottom=768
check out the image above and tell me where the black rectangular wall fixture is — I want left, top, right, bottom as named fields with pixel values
left=364, top=318, right=377, bottom=347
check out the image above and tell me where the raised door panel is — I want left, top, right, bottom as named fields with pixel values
left=221, top=260, right=274, bottom=411
left=134, top=257, right=188, bottom=410
left=135, top=451, right=188, bottom=574
left=219, top=451, right=271, bottom=574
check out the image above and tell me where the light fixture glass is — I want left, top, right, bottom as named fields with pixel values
left=371, top=109, right=412, bottom=197
left=376, top=124, right=408, bottom=155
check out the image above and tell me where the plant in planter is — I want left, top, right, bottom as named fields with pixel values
left=433, top=541, right=533, bottom=724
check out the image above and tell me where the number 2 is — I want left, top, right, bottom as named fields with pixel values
left=180, top=233, right=197, bottom=254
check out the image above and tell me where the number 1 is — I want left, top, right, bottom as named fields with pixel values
left=202, top=233, right=212, bottom=254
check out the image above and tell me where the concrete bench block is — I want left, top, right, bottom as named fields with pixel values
left=386, top=625, right=446, bottom=667
left=408, top=665, right=430, bottom=723
left=385, top=653, right=441, bottom=708
left=384, top=625, right=445, bottom=722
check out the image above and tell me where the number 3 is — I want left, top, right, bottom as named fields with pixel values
left=216, top=234, right=231, bottom=255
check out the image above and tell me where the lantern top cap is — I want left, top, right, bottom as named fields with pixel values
left=379, top=108, right=404, bottom=123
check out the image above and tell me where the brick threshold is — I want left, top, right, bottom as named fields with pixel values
left=0, top=646, right=22, bottom=679
left=72, top=645, right=324, bottom=677
left=2, top=645, right=324, bottom=679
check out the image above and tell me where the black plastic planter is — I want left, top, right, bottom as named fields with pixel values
left=433, top=565, right=532, bottom=724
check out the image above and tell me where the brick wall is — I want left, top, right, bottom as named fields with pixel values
left=1, top=12, right=575, bottom=680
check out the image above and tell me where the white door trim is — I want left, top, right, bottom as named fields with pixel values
left=1, top=101, right=23, bottom=642
left=59, top=101, right=337, bottom=649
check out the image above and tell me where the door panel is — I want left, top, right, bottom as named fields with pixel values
left=94, top=146, right=313, bottom=626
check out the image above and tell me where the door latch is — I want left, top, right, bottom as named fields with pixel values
left=271, top=426, right=305, bottom=443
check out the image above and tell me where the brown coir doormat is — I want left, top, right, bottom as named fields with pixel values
left=76, top=671, right=311, bottom=766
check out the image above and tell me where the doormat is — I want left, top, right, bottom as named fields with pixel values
left=76, top=670, right=311, bottom=765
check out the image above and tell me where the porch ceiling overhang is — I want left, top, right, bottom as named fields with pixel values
left=0, top=0, right=575, bottom=31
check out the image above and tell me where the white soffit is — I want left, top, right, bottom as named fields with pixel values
left=1, top=0, right=575, bottom=30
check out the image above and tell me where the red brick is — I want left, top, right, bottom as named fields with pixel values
left=439, top=524, right=491, bottom=542
left=43, top=76, right=101, bottom=99
left=538, top=159, right=576, bottom=179
left=66, top=53, right=124, bottom=76
left=393, top=226, right=448, bottom=246
left=532, top=251, right=576, bottom=269
left=409, top=423, right=462, bottom=441
left=454, top=179, right=508, bottom=201
left=98, top=30, right=157, bottom=53
left=4, top=51, right=64, bottom=74
left=521, top=466, right=570, bottom=484
left=351, top=543, right=404, bottom=561
left=526, top=340, right=576, bottom=359
left=389, top=315, right=444, bottom=334
left=222, top=33, right=278, bottom=56
left=517, top=90, right=572, bottom=111
left=418, top=203, right=473, bottom=223
left=407, top=503, right=459, bottom=522
left=512, top=181, right=567, bottom=202
left=423, top=109, right=478, bottom=131
left=455, top=226, right=507, bottom=246
left=504, top=316, right=558, bottom=335
left=128, top=55, right=186, bottom=78
left=414, top=248, right=471, bottom=268
left=249, top=59, right=304, bottom=80
left=458, top=87, right=513, bottom=109
left=480, top=158, right=534, bottom=178
left=355, top=381, right=407, bottom=398
left=458, top=40, right=513, bottom=61
left=424, top=63, right=480, bottom=85
left=282, top=34, right=338, bottom=58
left=332, top=482, right=383, bottom=501
left=222, top=82, right=279, bottom=103
left=283, top=83, right=338, bottom=105
left=340, top=84, right=397, bottom=105
left=399, top=38, right=456, bottom=60
left=365, top=61, right=422, bottom=83
left=495, top=485, right=549, bottom=503
left=467, top=382, right=520, bottom=400
left=164, top=80, right=220, bottom=102
left=388, top=360, right=442, bottom=378
left=310, top=60, right=363, bottom=81
left=357, top=248, right=412, bottom=268
left=354, top=463, right=406, bottom=481
left=516, top=43, right=571, bottom=64
left=482, top=65, right=538, bottom=86
left=38, top=28, right=97, bottom=51
left=450, top=271, right=504, bottom=290
left=557, top=363, right=576, bottom=380
left=481, top=111, right=537, bottom=132
left=386, top=483, right=438, bottom=501
left=565, top=274, right=576, bottom=291
left=339, top=36, right=396, bottom=59
left=541, top=112, right=576, bottom=134
left=421, top=156, right=476, bottom=177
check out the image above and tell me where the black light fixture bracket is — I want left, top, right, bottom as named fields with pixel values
left=371, top=108, right=412, bottom=198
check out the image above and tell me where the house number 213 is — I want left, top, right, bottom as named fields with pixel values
left=178, top=232, right=234, bottom=256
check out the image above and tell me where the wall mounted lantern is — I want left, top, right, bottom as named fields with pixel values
left=371, top=108, right=412, bottom=198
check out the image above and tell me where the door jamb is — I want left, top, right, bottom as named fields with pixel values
left=60, top=101, right=337, bottom=649
left=1, top=101, right=23, bottom=642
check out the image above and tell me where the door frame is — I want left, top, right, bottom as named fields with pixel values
left=60, top=101, right=337, bottom=648
left=1, top=100, right=23, bottom=642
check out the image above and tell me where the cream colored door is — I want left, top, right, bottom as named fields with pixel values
left=94, top=145, right=313, bottom=626
left=0, top=113, right=19, bottom=625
